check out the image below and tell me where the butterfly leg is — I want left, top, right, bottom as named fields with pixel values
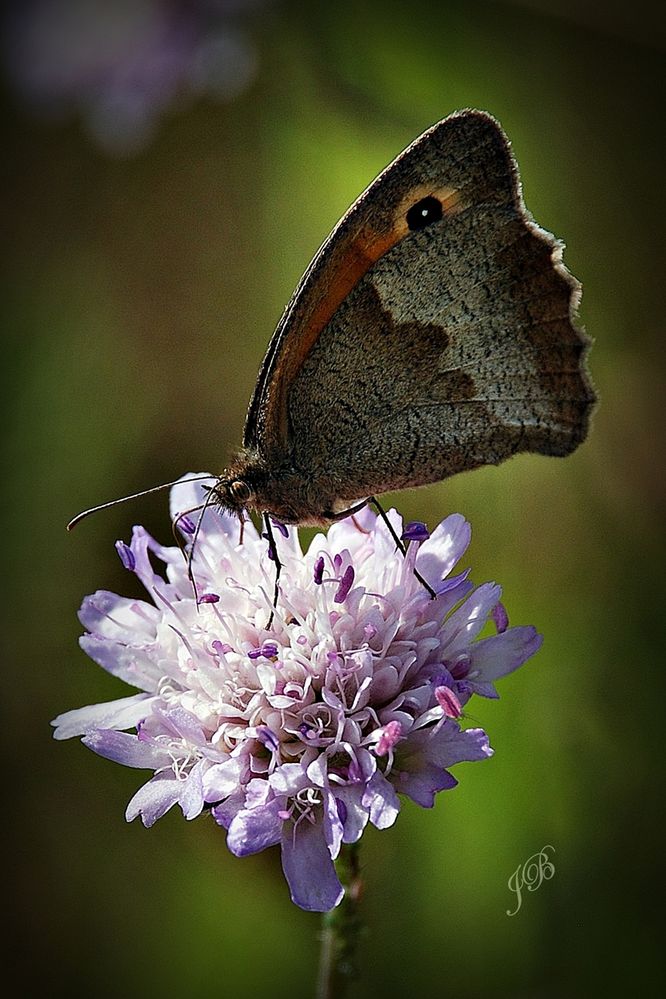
left=370, top=496, right=437, bottom=600
left=263, top=513, right=283, bottom=628
left=327, top=498, right=371, bottom=522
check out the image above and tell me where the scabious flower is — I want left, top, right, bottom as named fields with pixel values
left=53, top=474, right=542, bottom=911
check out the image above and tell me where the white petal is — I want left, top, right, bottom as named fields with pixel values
left=51, top=693, right=155, bottom=740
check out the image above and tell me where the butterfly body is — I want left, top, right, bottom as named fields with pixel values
left=214, top=110, right=595, bottom=526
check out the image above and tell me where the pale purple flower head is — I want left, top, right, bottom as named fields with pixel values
left=53, top=474, right=542, bottom=911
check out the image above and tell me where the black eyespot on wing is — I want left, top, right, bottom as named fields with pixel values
left=406, top=196, right=443, bottom=231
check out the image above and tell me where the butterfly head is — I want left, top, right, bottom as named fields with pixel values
left=211, top=475, right=256, bottom=517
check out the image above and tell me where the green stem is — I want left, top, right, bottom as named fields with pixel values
left=316, top=842, right=364, bottom=999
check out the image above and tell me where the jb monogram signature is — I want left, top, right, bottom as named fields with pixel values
left=506, top=845, right=556, bottom=916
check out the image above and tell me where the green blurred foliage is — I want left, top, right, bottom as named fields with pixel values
left=2, top=0, right=664, bottom=995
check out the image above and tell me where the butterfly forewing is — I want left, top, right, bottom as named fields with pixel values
left=239, top=109, right=594, bottom=523
left=243, top=110, right=519, bottom=457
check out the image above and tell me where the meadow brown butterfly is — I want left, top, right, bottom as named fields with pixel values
left=215, top=109, right=594, bottom=527
left=70, top=109, right=594, bottom=552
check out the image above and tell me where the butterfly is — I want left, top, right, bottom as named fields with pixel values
left=69, top=109, right=594, bottom=590
left=213, top=109, right=594, bottom=532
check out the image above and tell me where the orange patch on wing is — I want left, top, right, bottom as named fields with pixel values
left=271, top=184, right=463, bottom=443
left=303, top=186, right=463, bottom=352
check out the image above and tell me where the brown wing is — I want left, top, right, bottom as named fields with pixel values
left=244, top=109, right=522, bottom=455
left=244, top=110, right=594, bottom=509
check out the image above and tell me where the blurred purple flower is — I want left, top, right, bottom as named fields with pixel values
left=2, top=0, right=269, bottom=154
left=52, top=474, right=542, bottom=911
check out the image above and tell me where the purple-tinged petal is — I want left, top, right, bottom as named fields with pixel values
left=449, top=655, right=471, bottom=679
left=128, top=525, right=180, bottom=596
left=393, top=723, right=492, bottom=805
left=168, top=474, right=216, bottom=515
left=227, top=799, right=284, bottom=856
left=306, top=754, right=328, bottom=788
left=78, top=590, right=160, bottom=640
left=426, top=724, right=493, bottom=769
left=154, top=705, right=206, bottom=745
left=470, top=681, right=500, bottom=699
left=82, top=729, right=172, bottom=769
left=78, top=634, right=163, bottom=690
left=269, top=764, right=309, bottom=797
left=394, top=763, right=458, bottom=807
left=363, top=772, right=400, bottom=829
left=126, top=777, right=182, bottom=827
left=331, top=787, right=369, bottom=844
left=434, top=568, right=471, bottom=596
left=468, top=626, right=543, bottom=682
left=211, top=789, right=246, bottom=829
left=271, top=518, right=289, bottom=538
left=416, top=513, right=471, bottom=586
left=442, top=582, right=502, bottom=652
left=51, top=693, right=155, bottom=740
left=179, top=761, right=206, bottom=820
left=203, top=758, right=246, bottom=801
left=281, top=817, right=344, bottom=912
left=322, top=789, right=344, bottom=858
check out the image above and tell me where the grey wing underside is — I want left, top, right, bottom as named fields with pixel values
left=243, top=110, right=522, bottom=456
left=286, top=203, right=595, bottom=502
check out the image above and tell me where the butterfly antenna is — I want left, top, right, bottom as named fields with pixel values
left=66, top=474, right=215, bottom=531
left=370, top=496, right=436, bottom=600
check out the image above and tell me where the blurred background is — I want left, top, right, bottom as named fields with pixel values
left=2, top=0, right=664, bottom=995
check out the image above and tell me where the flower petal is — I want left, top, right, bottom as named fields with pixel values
left=442, top=582, right=502, bottom=653
left=416, top=514, right=471, bottom=586
left=395, top=763, right=458, bottom=807
left=363, top=771, right=400, bottom=829
left=179, top=760, right=206, bottom=820
left=203, top=758, right=246, bottom=801
left=125, top=777, right=182, bottom=827
left=51, top=693, right=155, bottom=740
left=82, top=729, right=171, bottom=768
left=79, top=634, right=164, bottom=690
left=281, top=816, right=344, bottom=912
left=468, top=626, right=543, bottom=682
left=226, top=798, right=284, bottom=856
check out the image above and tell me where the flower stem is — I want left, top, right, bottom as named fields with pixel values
left=316, top=842, right=363, bottom=999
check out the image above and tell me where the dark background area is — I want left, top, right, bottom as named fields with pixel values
left=2, top=1, right=664, bottom=995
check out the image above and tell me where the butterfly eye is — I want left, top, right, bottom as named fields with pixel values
left=230, top=479, right=252, bottom=503
left=406, top=195, right=443, bottom=231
